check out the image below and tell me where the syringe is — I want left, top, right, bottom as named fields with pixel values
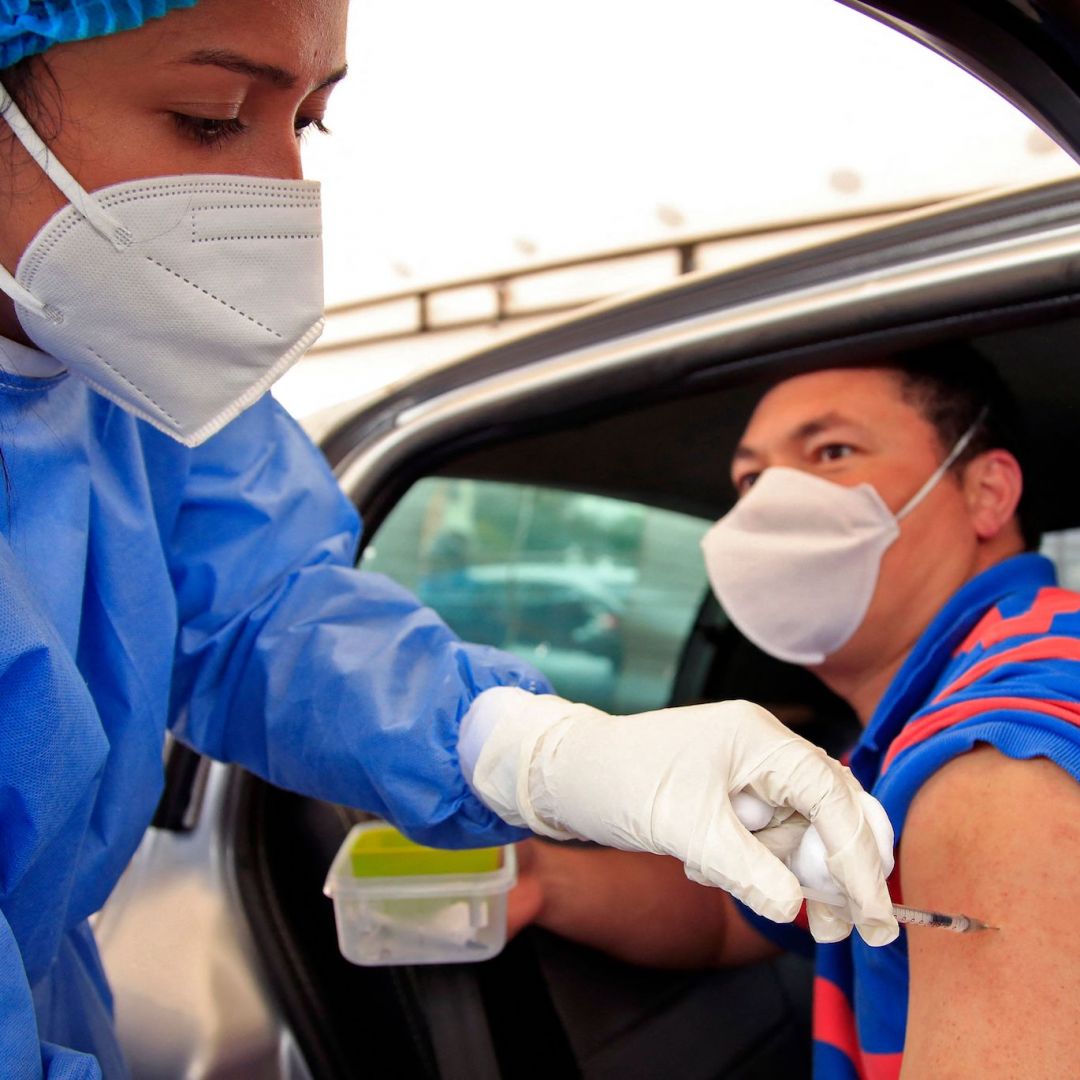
left=800, top=887, right=998, bottom=934
left=890, top=903, right=996, bottom=934
left=731, top=791, right=997, bottom=933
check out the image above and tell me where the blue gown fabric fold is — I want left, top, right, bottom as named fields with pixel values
left=0, top=357, right=545, bottom=1076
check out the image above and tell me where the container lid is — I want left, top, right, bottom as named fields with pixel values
left=349, top=825, right=502, bottom=879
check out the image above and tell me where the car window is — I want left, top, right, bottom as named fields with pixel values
left=1040, top=529, right=1080, bottom=590
left=362, top=478, right=710, bottom=712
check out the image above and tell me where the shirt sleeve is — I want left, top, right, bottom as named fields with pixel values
left=875, top=680, right=1080, bottom=838
left=164, top=394, right=552, bottom=848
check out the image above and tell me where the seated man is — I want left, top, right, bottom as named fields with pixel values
left=509, top=350, right=1080, bottom=1077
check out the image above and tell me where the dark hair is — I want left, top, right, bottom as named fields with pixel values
left=884, top=343, right=1040, bottom=549
left=1, top=53, right=62, bottom=137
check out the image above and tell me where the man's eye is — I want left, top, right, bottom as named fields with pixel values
left=818, top=443, right=854, bottom=462
left=735, top=472, right=760, bottom=495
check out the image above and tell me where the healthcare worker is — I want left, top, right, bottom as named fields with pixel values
left=0, top=2, right=896, bottom=1076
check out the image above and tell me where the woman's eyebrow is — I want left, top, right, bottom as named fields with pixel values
left=180, top=49, right=348, bottom=91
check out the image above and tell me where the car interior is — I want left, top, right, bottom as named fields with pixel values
left=211, top=288, right=1080, bottom=1080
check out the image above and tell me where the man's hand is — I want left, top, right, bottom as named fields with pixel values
left=461, top=688, right=898, bottom=945
left=507, top=840, right=545, bottom=940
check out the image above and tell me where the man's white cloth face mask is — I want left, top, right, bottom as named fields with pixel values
left=0, top=84, right=324, bottom=447
left=700, top=413, right=983, bottom=665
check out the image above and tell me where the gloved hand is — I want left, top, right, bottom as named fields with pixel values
left=458, top=687, right=898, bottom=946
left=732, top=789, right=896, bottom=945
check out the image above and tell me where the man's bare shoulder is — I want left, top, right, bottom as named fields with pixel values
left=900, top=745, right=1080, bottom=1078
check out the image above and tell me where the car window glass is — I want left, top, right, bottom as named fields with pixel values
left=1040, top=529, right=1080, bottom=590
left=363, top=478, right=710, bottom=712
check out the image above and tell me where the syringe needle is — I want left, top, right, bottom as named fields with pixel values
left=892, top=903, right=998, bottom=934
left=801, top=888, right=998, bottom=933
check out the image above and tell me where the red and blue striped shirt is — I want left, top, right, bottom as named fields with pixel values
left=738, top=552, right=1080, bottom=1078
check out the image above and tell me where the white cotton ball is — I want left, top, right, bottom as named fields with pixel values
left=789, top=825, right=844, bottom=901
left=789, top=791, right=895, bottom=903
left=731, top=789, right=773, bottom=832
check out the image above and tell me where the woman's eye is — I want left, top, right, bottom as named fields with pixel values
left=172, top=114, right=247, bottom=147
left=295, top=116, right=330, bottom=140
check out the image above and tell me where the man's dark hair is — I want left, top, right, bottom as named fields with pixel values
left=883, top=343, right=1041, bottom=549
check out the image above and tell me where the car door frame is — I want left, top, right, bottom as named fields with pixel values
left=842, top=1, right=1080, bottom=162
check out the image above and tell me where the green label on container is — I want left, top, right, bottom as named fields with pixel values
left=350, top=826, right=502, bottom=878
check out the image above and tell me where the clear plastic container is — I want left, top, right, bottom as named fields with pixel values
left=323, top=821, right=517, bottom=966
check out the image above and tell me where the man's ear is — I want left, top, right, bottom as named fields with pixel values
left=962, top=450, right=1023, bottom=541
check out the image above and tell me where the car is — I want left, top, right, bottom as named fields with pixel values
left=94, top=4, right=1080, bottom=1077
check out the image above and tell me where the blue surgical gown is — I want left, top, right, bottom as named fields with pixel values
left=0, top=343, right=546, bottom=1078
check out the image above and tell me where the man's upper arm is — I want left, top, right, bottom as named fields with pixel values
left=900, top=745, right=1080, bottom=1077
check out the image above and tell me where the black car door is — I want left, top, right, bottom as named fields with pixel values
left=844, top=1, right=1080, bottom=157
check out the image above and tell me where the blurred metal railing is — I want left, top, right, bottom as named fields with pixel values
left=313, top=197, right=945, bottom=355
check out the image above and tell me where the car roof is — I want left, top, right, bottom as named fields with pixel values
left=326, top=178, right=1080, bottom=527
left=320, top=180, right=1079, bottom=463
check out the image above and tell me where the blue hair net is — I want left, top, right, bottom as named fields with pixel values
left=0, top=0, right=198, bottom=68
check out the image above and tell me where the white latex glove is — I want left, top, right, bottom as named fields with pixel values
left=458, top=687, right=898, bottom=946
left=733, top=790, right=896, bottom=945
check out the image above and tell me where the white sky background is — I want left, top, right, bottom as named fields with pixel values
left=301, top=0, right=1077, bottom=308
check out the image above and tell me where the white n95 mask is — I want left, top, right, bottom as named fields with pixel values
left=0, top=84, right=324, bottom=447
left=700, top=414, right=983, bottom=665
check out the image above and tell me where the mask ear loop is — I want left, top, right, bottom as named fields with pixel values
left=896, top=406, right=989, bottom=521
left=0, top=81, right=133, bottom=322
left=0, top=83, right=131, bottom=249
